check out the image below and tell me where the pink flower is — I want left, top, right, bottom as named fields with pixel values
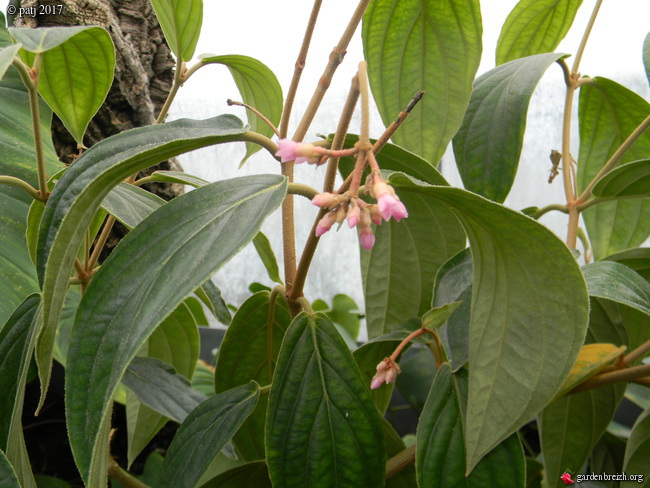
left=378, top=193, right=408, bottom=221
left=370, top=357, right=401, bottom=389
left=275, top=139, right=320, bottom=164
left=276, top=139, right=300, bottom=163
left=315, top=212, right=337, bottom=237
left=312, top=192, right=338, bottom=208
left=359, top=227, right=375, bottom=250
left=560, top=473, right=574, bottom=485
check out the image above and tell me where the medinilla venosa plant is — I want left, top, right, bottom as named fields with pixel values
left=0, top=0, right=649, bottom=487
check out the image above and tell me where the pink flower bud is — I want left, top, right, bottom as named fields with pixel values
left=315, top=212, right=337, bottom=237
left=275, top=139, right=300, bottom=163
left=370, top=358, right=401, bottom=389
left=347, top=203, right=361, bottom=228
left=276, top=139, right=320, bottom=164
left=312, top=192, right=338, bottom=208
left=359, top=227, right=375, bottom=250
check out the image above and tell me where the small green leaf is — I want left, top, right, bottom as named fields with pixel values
left=196, top=280, right=231, bottom=325
left=623, top=406, right=650, bottom=487
left=214, top=291, right=291, bottom=461
left=191, top=361, right=216, bottom=398
left=0, top=448, right=20, bottom=488
left=145, top=170, right=209, bottom=188
left=150, top=0, right=202, bottom=61
left=10, top=26, right=115, bottom=144
left=64, top=174, right=286, bottom=487
left=496, top=0, right=583, bottom=65
left=421, top=301, right=463, bottom=330
left=102, top=183, right=165, bottom=230
left=0, top=43, right=20, bottom=81
left=362, top=0, right=482, bottom=163
left=199, top=55, right=283, bottom=167
left=582, top=262, right=650, bottom=317
left=432, top=248, right=472, bottom=371
left=453, top=52, right=569, bottom=203
left=416, top=365, right=525, bottom=485
left=266, top=313, right=386, bottom=488
left=157, top=382, right=260, bottom=488
left=577, top=77, right=650, bottom=260
left=123, top=357, right=208, bottom=423
left=252, top=232, right=283, bottom=285
left=387, top=173, right=589, bottom=472
left=592, top=159, right=650, bottom=200
left=198, top=461, right=272, bottom=488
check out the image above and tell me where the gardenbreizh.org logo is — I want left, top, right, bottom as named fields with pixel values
left=561, top=471, right=645, bottom=484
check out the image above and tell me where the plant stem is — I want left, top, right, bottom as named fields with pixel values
left=296, top=296, right=314, bottom=315
left=288, top=208, right=326, bottom=304
left=577, top=112, right=650, bottom=204
left=357, top=61, right=371, bottom=148
left=292, top=0, right=371, bottom=142
left=385, top=445, right=416, bottom=479
left=391, top=328, right=427, bottom=361
left=288, top=182, right=319, bottom=200
left=156, top=58, right=185, bottom=124
left=87, top=215, right=116, bottom=272
left=13, top=56, right=49, bottom=201
left=569, top=364, right=650, bottom=395
left=279, top=0, right=323, bottom=138
left=227, top=99, right=280, bottom=137
left=572, top=0, right=603, bottom=74
left=323, top=75, right=360, bottom=193
left=0, top=175, right=41, bottom=200
left=531, top=203, right=569, bottom=219
left=623, top=338, right=650, bottom=367
left=107, top=457, right=151, bottom=488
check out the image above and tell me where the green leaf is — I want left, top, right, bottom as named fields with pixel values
left=453, top=52, right=568, bottom=203
left=214, top=291, right=291, bottom=460
left=592, top=159, right=650, bottom=200
left=416, top=364, right=525, bottom=486
left=0, top=294, right=40, bottom=488
left=577, top=77, right=650, bottom=260
left=582, top=262, right=650, bottom=316
left=191, top=360, right=216, bottom=397
left=102, top=183, right=165, bottom=230
left=64, top=174, right=286, bottom=487
left=123, top=357, right=208, bottom=423
left=362, top=175, right=465, bottom=338
left=0, top=27, right=60, bottom=328
left=198, top=461, right=272, bottom=488
left=199, top=55, right=283, bottom=167
left=643, top=32, right=650, bottom=81
left=150, top=0, right=202, bottom=61
left=362, top=0, right=482, bottom=163
left=10, top=26, right=115, bottom=144
left=157, top=382, right=260, bottom=488
left=421, top=301, right=463, bottom=330
left=196, top=280, right=231, bottom=324
left=382, top=418, right=416, bottom=488
left=144, top=170, right=209, bottom=188
left=604, top=248, right=650, bottom=281
left=432, top=248, right=472, bottom=371
left=36, top=115, right=248, bottom=419
left=591, top=432, right=626, bottom=486
left=496, top=0, right=583, bottom=65
left=252, top=232, right=283, bottom=285
left=538, top=292, right=628, bottom=488
left=0, top=449, right=20, bottom=488
left=266, top=313, right=386, bottom=487
left=125, top=299, right=200, bottom=466
left=336, top=134, right=449, bottom=186
left=623, top=406, right=650, bottom=486
left=0, top=43, right=19, bottom=81
left=387, top=173, right=589, bottom=472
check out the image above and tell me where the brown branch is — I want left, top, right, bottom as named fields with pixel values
left=386, top=445, right=416, bottom=479
left=569, top=364, right=650, bottom=394
left=227, top=99, right=280, bottom=137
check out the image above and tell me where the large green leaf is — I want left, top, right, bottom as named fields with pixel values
left=416, top=365, right=525, bottom=486
left=266, top=313, right=386, bottom=488
left=359, top=162, right=464, bottom=338
left=592, top=159, right=650, bottom=200
left=125, top=299, right=201, bottom=466
left=538, top=294, right=628, bottom=488
left=577, top=77, right=650, bottom=260
left=102, top=182, right=165, bottom=230
left=362, top=0, right=482, bottom=164
left=35, top=115, right=249, bottom=417
left=122, top=357, right=208, bottom=423
left=623, top=406, right=650, bottom=487
left=453, top=52, right=568, bottom=203
left=582, top=261, right=650, bottom=317
left=199, top=55, right=283, bottom=166
left=198, top=461, right=272, bottom=488
left=496, top=0, right=583, bottom=65
left=0, top=294, right=40, bottom=488
left=214, top=291, right=291, bottom=461
left=387, top=173, right=589, bottom=471
left=604, top=247, right=650, bottom=281
left=64, top=174, right=286, bottom=487
left=10, top=26, right=115, bottom=144
left=157, top=382, right=260, bottom=488
left=432, top=248, right=472, bottom=371
left=150, top=0, right=202, bottom=61
left=0, top=23, right=60, bottom=328
left=0, top=43, right=19, bottom=80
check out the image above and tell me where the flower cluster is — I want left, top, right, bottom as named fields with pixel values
left=311, top=192, right=380, bottom=250
left=370, top=357, right=401, bottom=390
left=366, top=171, right=408, bottom=222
